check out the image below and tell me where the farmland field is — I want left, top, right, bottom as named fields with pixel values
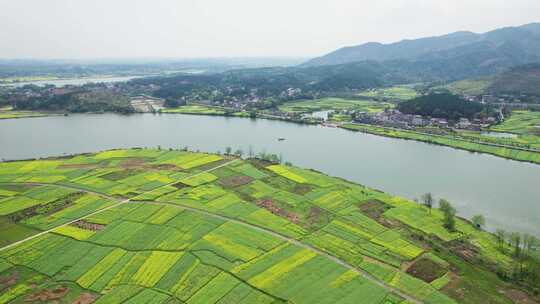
left=0, top=149, right=533, bottom=304
left=0, top=107, right=53, bottom=120
left=278, top=97, right=391, bottom=114
left=341, top=123, right=540, bottom=165
left=490, top=110, right=540, bottom=135
left=358, top=86, right=419, bottom=101
left=162, top=105, right=226, bottom=115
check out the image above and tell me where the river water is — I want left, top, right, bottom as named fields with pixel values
left=0, top=76, right=141, bottom=88
left=0, top=113, right=538, bottom=236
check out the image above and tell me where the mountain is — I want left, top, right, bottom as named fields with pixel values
left=305, top=31, right=481, bottom=65
left=488, top=63, right=540, bottom=96
left=303, top=23, right=540, bottom=80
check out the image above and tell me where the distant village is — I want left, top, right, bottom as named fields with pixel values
left=354, top=109, right=499, bottom=131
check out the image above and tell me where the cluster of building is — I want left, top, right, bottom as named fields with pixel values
left=354, top=109, right=498, bottom=130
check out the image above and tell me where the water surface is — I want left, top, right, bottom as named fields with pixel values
left=0, top=113, right=538, bottom=236
left=0, top=76, right=141, bottom=88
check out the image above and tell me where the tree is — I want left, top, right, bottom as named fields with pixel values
left=248, top=146, right=254, bottom=158
left=421, top=193, right=434, bottom=214
left=234, top=149, right=244, bottom=157
left=439, top=199, right=456, bottom=232
left=510, top=232, right=522, bottom=258
left=471, top=214, right=485, bottom=230
left=495, top=229, right=506, bottom=249
left=225, top=146, right=232, bottom=155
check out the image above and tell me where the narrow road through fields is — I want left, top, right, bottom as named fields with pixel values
left=0, top=159, right=239, bottom=252
left=0, top=158, right=423, bottom=304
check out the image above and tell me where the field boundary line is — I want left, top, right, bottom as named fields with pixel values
left=0, top=158, right=423, bottom=303
left=0, top=158, right=239, bottom=253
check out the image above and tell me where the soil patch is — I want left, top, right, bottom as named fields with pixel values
left=0, top=271, right=18, bottom=291
left=8, top=192, right=85, bottom=222
left=119, top=158, right=148, bottom=169
left=406, top=258, right=447, bottom=283
left=248, top=158, right=275, bottom=170
left=305, top=206, right=331, bottom=230
left=71, top=220, right=105, bottom=232
left=25, top=286, right=69, bottom=302
left=358, top=199, right=399, bottom=228
left=440, top=272, right=466, bottom=300
left=501, top=289, right=540, bottom=304
left=292, top=184, right=313, bottom=195
left=257, top=199, right=300, bottom=224
left=447, top=240, right=479, bottom=262
left=218, top=175, right=254, bottom=188
left=72, top=292, right=98, bottom=304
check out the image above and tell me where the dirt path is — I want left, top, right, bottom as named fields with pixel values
left=0, top=158, right=423, bottom=304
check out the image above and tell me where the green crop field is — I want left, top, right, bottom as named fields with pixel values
left=358, top=86, right=419, bottom=101
left=0, top=148, right=532, bottom=303
left=342, top=123, right=540, bottom=165
left=491, top=110, right=540, bottom=135
left=162, top=105, right=226, bottom=115
left=278, top=97, right=391, bottom=114
left=0, top=107, right=54, bottom=120
left=439, top=78, right=492, bottom=96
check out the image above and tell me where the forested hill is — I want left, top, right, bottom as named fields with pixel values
left=302, top=23, right=540, bottom=80
left=397, top=93, right=485, bottom=120
left=488, top=63, right=540, bottom=96
left=130, top=62, right=388, bottom=101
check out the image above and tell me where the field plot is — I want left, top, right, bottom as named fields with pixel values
left=0, top=149, right=525, bottom=304
left=279, top=97, right=391, bottom=114
left=358, top=86, right=419, bottom=101
left=491, top=110, right=540, bottom=134
left=162, top=104, right=227, bottom=115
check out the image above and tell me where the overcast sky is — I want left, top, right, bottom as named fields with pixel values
left=1, top=0, right=539, bottom=59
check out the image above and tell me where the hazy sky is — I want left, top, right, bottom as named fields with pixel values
left=1, top=0, right=539, bottom=59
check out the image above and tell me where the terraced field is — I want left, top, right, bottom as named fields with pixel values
left=0, top=149, right=532, bottom=303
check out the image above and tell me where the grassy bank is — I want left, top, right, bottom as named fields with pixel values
left=341, top=123, right=540, bottom=164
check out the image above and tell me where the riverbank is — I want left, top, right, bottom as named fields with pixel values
left=162, top=103, right=540, bottom=165
left=0, top=148, right=537, bottom=304
left=2, top=113, right=539, bottom=237
left=3, top=104, right=540, bottom=165
left=0, top=109, right=62, bottom=120
left=341, top=123, right=540, bottom=165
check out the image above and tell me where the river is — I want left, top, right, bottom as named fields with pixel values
left=0, top=76, right=141, bottom=88
left=0, top=113, right=538, bottom=236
